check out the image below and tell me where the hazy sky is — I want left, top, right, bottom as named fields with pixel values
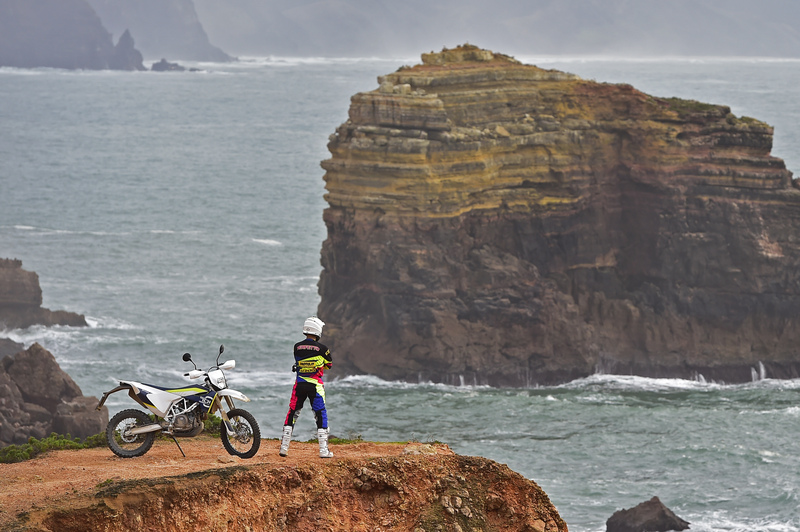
left=192, top=0, right=800, bottom=59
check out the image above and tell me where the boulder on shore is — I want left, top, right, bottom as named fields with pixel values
left=0, top=343, right=107, bottom=446
left=607, top=496, right=690, bottom=532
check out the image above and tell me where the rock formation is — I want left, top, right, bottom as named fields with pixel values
left=11, top=447, right=567, bottom=532
left=151, top=58, right=187, bottom=71
left=0, top=259, right=87, bottom=330
left=607, top=496, right=689, bottom=532
left=0, top=343, right=107, bottom=446
left=108, top=29, right=145, bottom=71
left=0, top=0, right=145, bottom=70
left=319, top=44, right=800, bottom=386
left=86, top=0, right=232, bottom=62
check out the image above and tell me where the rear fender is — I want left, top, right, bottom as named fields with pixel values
left=96, top=383, right=143, bottom=411
left=96, top=380, right=172, bottom=417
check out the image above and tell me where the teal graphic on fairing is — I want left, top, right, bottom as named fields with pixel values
left=96, top=345, right=261, bottom=459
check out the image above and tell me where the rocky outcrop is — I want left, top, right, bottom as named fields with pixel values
left=607, top=496, right=689, bottom=532
left=108, top=29, right=145, bottom=71
left=151, top=58, right=186, bottom=71
left=319, top=45, right=800, bottom=386
left=86, top=0, right=232, bottom=62
left=0, top=0, right=145, bottom=70
left=12, top=448, right=567, bottom=532
left=0, top=343, right=107, bottom=446
left=0, top=259, right=87, bottom=330
left=0, top=339, right=23, bottom=358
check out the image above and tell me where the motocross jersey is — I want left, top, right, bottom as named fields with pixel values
left=293, top=338, right=332, bottom=384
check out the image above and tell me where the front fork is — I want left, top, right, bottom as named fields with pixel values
left=212, top=396, right=237, bottom=436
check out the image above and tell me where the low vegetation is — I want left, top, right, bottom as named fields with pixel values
left=0, top=433, right=106, bottom=463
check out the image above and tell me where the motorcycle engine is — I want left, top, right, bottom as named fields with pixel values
left=173, top=414, right=196, bottom=430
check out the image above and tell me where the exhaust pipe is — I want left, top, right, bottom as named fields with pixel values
left=128, top=423, right=162, bottom=435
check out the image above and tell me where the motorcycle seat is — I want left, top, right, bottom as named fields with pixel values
left=143, top=383, right=210, bottom=395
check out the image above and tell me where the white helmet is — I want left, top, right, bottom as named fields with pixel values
left=303, top=316, right=325, bottom=338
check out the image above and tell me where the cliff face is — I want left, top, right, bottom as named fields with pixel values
left=0, top=0, right=145, bottom=70
left=0, top=259, right=87, bottom=329
left=11, top=445, right=566, bottom=532
left=85, top=0, right=232, bottom=62
left=319, top=45, right=800, bottom=386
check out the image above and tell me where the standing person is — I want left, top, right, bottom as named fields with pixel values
left=279, top=316, right=334, bottom=458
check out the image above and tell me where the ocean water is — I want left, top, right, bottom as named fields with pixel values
left=2, top=55, right=800, bottom=532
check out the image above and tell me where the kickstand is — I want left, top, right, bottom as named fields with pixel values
left=170, top=435, right=186, bottom=457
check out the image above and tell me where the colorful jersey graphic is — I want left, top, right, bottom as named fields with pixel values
left=293, top=338, right=332, bottom=384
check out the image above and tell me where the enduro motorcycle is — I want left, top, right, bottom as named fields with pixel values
left=96, top=345, right=261, bottom=459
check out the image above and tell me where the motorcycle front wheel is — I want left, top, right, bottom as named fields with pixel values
left=220, top=408, right=261, bottom=459
left=106, top=409, right=156, bottom=458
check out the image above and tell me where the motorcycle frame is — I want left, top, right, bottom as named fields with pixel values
left=97, top=382, right=249, bottom=437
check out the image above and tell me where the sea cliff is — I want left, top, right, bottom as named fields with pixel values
left=2, top=441, right=567, bottom=532
left=319, top=45, right=800, bottom=386
left=85, top=0, right=232, bottom=62
left=0, top=0, right=145, bottom=70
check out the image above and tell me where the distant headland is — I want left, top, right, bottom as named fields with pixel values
left=0, top=0, right=230, bottom=70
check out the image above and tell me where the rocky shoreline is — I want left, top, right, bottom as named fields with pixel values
left=0, top=343, right=107, bottom=447
left=0, top=259, right=101, bottom=447
left=319, top=45, right=800, bottom=386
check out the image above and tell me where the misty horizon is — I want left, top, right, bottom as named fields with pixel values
left=191, top=0, right=800, bottom=61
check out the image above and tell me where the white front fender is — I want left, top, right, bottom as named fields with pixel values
left=218, top=389, right=250, bottom=402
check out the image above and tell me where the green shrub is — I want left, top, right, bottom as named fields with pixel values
left=204, top=415, right=223, bottom=436
left=0, top=432, right=106, bottom=464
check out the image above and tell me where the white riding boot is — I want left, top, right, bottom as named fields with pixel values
left=279, top=425, right=293, bottom=457
left=318, top=428, right=333, bottom=458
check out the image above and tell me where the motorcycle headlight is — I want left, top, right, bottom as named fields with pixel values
left=208, top=369, right=227, bottom=389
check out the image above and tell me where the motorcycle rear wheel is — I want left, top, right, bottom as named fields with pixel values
left=220, top=408, right=261, bottom=458
left=106, top=409, right=156, bottom=458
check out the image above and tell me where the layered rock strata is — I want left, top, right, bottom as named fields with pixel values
left=0, top=343, right=107, bottom=446
left=0, top=259, right=87, bottom=330
left=319, top=45, right=800, bottom=386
